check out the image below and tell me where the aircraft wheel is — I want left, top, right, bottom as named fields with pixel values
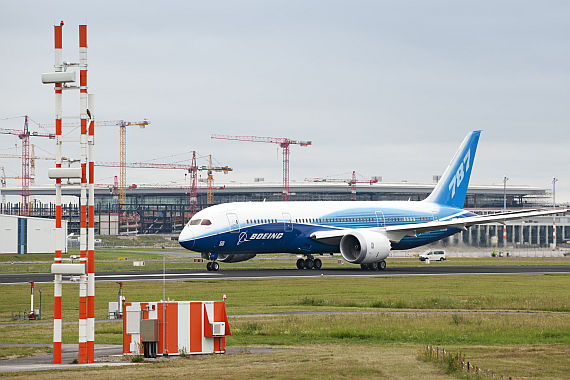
left=370, top=262, right=379, bottom=270
left=206, top=262, right=212, bottom=271
left=360, top=264, right=368, bottom=271
left=304, top=258, right=314, bottom=270
left=313, top=258, right=322, bottom=270
left=212, top=261, right=220, bottom=271
left=379, top=260, right=386, bottom=270
left=296, top=258, right=304, bottom=270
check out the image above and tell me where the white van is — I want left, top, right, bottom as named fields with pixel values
left=419, top=250, right=446, bottom=262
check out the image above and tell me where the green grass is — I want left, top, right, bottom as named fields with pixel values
left=1, top=275, right=569, bottom=323
left=1, top=247, right=569, bottom=274
left=1, top=311, right=568, bottom=347
left=1, top=240, right=569, bottom=273
left=1, top=272, right=569, bottom=377
left=229, top=313, right=570, bottom=346
left=96, top=234, right=179, bottom=248
left=0, top=345, right=51, bottom=359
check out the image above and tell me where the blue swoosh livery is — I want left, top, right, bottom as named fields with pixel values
left=178, top=131, right=566, bottom=271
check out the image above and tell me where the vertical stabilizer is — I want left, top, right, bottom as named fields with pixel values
left=425, top=131, right=481, bottom=209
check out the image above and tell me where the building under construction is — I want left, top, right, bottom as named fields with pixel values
left=0, top=179, right=558, bottom=224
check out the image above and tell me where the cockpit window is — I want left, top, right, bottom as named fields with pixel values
left=189, top=219, right=201, bottom=225
left=200, top=219, right=212, bottom=225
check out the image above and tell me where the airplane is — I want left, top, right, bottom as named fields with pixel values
left=179, top=131, right=566, bottom=271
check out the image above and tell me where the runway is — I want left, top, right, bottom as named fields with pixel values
left=1, top=265, right=569, bottom=284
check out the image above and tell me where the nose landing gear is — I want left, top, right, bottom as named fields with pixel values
left=296, top=256, right=322, bottom=270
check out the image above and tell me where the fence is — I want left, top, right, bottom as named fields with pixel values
left=424, top=345, right=512, bottom=379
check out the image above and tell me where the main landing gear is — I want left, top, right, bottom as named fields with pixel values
left=206, top=261, right=220, bottom=271
left=296, top=255, right=322, bottom=270
left=360, top=260, right=387, bottom=271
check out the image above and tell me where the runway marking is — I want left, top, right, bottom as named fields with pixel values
left=96, top=273, right=221, bottom=278
left=1, top=269, right=568, bottom=285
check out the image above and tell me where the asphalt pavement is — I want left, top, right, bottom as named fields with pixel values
left=1, top=265, right=569, bottom=284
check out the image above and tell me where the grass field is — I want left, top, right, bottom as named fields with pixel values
left=1, top=246, right=569, bottom=274
left=1, top=274, right=570, bottom=378
left=2, top=275, right=570, bottom=322
left=1, top=245, right=569, bottom=378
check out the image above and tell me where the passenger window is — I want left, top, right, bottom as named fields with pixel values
left=200, top=219, right=212, bottom=225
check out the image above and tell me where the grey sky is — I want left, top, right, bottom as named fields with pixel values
left=1, top=1, right=569, bottom=201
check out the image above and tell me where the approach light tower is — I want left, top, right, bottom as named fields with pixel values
left=41, top=21, right=95, bottom=365
left=211, top=134, right=311, bottom=201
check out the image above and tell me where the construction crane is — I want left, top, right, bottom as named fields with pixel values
left=211, top=134, right=311, bottom=201
left=307, top=171, right=379, bottom=201
left=95, top=156, right=232, bottom=210
left=1, top=167, right=22, bottom=210
left=0, top=144, right=70, bottom=183
left=0, top=116, right=55, bottom=215
left=39, top=119, right=150, bottom=205
left=94, top=176, right=125, bottom=215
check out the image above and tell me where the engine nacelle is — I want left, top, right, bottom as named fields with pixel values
left=340, top=230, right=391, bottom=264
left=217, top=253, right=257, bottom=263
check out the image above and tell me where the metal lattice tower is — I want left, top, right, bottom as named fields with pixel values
left=120, top=124, right=127, bottom=204
left=0, top=116, right=54, bottom=215
left=189, top=151, right=197, bottom=214
left=21, top=117, right=30, bottom=214
left=206, top=155, right=214, bottom=204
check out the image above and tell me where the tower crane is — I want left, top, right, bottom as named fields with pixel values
left=0, top=145, right=70, bottom=183
left=307, top=171, right=379, bottom=201
left=95, top=156, right=232, bottom=212
left=0, top=116, right=55, bottom=215
left=94, top=176, right=125, bottom=215
left=211, top=134, right=311, bottom=201
left=38, top=119, right=150, bottom=206
left=1, top=167, right=22, bottom=210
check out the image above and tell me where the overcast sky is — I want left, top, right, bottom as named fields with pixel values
left=1, top=1, right=569, bottom=202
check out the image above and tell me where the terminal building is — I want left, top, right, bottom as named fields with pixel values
left=0, top=181, right=567, bottom=248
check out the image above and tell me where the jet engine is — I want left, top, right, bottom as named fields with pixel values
left=339, top=230, right=391, bottom=264
left=217, top=253, right=257, bottom=263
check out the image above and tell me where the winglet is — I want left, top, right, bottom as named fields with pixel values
left=425, top=131, right=481, bottom=209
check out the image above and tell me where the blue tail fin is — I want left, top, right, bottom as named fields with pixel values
left=425, top=131, right=481, bottom=209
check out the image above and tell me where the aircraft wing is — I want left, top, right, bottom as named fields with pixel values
left=311, top=209, right=568, bottom=244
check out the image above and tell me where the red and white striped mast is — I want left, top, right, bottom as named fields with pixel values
left=52, top=21, right=64, bottom=365
left=44, top=21, right=95, bottom=365
left=78, top=24, right=89, bottom=364
left=87, top=92, right=96, bottom=363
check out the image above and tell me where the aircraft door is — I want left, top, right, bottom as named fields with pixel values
left=282, top=212, right=293, bottom=232
left=375, top=211, right=385, bottom=227
left=226, top=212, right=240, bottom=233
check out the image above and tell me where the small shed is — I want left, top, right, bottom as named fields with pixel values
left=123, top=301, right=231, bottom=357
left=0, top=214, right=67, bottom=254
